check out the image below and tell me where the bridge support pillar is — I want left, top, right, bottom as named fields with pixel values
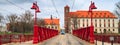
left=90, top=25, right=94, bottom=43
left=33, top=25, right=39, bottom=44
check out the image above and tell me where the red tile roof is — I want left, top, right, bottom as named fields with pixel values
left=44, top=18, right=59, bottom=25
left=68, top=10, right=117, bottom=18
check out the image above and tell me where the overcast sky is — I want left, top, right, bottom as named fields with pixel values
left=0, top=0, right=120, bottom=28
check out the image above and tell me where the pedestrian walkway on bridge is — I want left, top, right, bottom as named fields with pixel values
left=41, top=34, right=92, bottom=45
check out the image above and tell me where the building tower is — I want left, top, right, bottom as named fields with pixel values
left=64, top=5, right=70, bottom=33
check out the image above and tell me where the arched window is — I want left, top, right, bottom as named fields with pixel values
left=95, top=29, right=97, bottom=33
left=104, top=29, right=106, bottom=33
left=48, top=26, right=50, bottom=28
left=52, top=26, right=54, bottom=29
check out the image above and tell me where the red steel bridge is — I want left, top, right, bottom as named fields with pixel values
left=0, top=1, right=120, bottom=45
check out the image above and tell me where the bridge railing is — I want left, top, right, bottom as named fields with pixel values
left=0, top=34, right=33, bottom=44
left=73, top=26, right=93, bottom=43
left=0, top=27, right=59, bottom=45
left=37, top=27, right=58, bottom=42
left=95, top=34, right=120, bottom=43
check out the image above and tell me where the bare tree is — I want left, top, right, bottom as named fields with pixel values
left=20, top=11, right=34, bottom=33
left=114, top=1, right=120, bottom=19
left=114, top=1, right=120, bottom=33
left=7, top=14, right=18, bottom=23
left=7, top=14, right=18, bottom=32
left=20, top=11, right=33, bottom=23
left=0, top=14, right=4, bottom=23
left=5, top=11, right=34, bottom=33
left=37, top=18, right=45, bottom=27
left=0, top=13, right=4, bottom=31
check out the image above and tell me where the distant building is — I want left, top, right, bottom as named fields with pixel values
left=0, top=26, right=7, bottom=32
left=64, top=5, right=118, bottom=33
left=44, top=18, right=60, bottom=31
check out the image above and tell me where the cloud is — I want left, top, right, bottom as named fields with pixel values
left=0, top=0, right=119, bottom=28
left=7, top=0, right=33, bottom=4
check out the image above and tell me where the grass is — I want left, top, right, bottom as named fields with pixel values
left=0, top=32, right=33, bottom=35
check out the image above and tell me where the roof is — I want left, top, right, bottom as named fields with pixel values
left=68, top=10, right=117, bottom=18
left=44, top=18, right=59, bottom=25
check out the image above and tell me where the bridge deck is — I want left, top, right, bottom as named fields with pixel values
left=2, top=34, right=93, bottom=45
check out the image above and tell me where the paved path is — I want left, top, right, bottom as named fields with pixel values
left=41, top=34, right=90, bottom=45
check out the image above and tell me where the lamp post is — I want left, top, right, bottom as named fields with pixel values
left=31, top=1, right=40, bottom=44
left=89, top=1, right=97, bottom=43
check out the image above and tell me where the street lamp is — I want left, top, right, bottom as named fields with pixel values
left=89, top=1, right=97, bottom=43
left=31, top=1, right=40, bottom=44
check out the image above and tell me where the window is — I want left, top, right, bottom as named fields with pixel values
left=83, top=19, right=84, bottom=27
left=52, top=26, right=54, bottom=29
left=100, top=24, right=101, bottom=27
left=104, top=19, right=106, bottom=27
left=66, top=10, right=69, bottom=12
left=95, top=24, right=97, bottom=27
left=108, top=19, right=110, bottom=27
left=83, top=19, right=84, bottom=22
left=95, top=29, right=97, bottom=31
left=95, top=19, right=97, bottom=27
left=95, top=19, right=97, bottom=23
left=48, top=26, right=50, bottom=28
left=87, top=19, right=88, bottom=26
left=99, top=19, right=101, bottom=27
left=83, top=24, right=84, bottom=27
left=100, top=29, right=101, bottom=31
left=113, top=19, right=114, bottom=27
left=108, top=29, right=110, bottom=31
left=55, top=26, right=57, bottom=29
left=113, top=29, right=115, bottom=31
left=87, top=19, right=88, bottom=22
left=108, top=23, right=110, bottom=27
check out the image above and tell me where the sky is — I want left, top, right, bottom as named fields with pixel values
left=0, top=0, right=120, bottom=28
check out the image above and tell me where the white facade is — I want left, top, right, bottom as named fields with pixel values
left=70, top=18, right=118, bottom=33
left=45, top=25, right=59, bottom=30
